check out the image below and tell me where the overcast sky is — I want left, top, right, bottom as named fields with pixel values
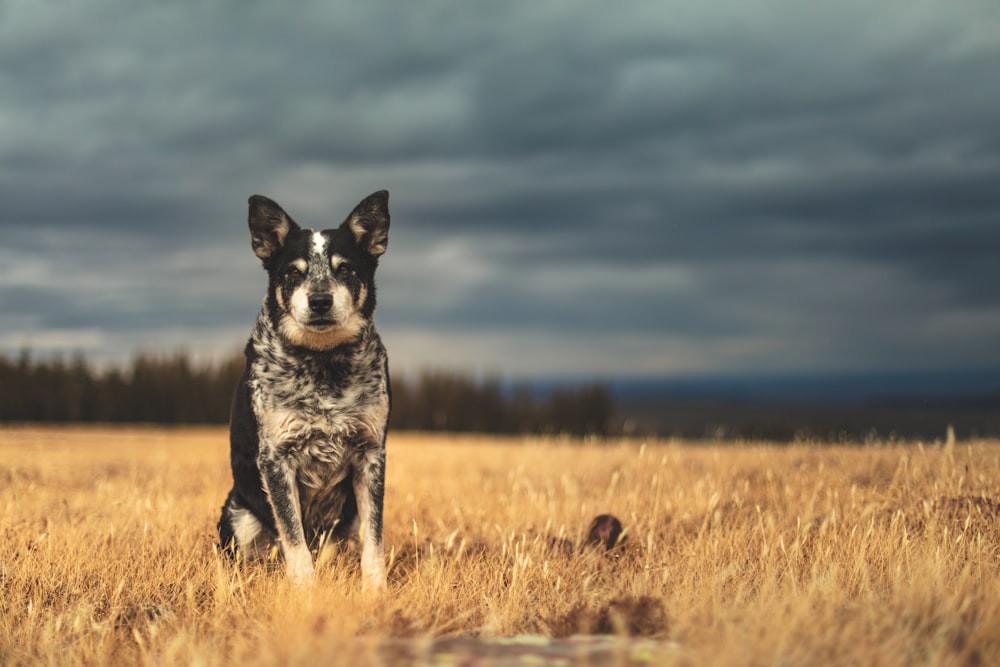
left=1, top=0, right=998, bottom=381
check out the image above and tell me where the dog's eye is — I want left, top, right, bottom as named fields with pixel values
left=287, top=268, right=303, bottom=281
left=335, top=264, right=355, bottom=278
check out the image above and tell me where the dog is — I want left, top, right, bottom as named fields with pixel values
left=218, top=190, right=391, bottom=590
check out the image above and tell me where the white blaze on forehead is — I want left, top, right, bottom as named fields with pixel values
left=311, top=230, right=327, bottom=257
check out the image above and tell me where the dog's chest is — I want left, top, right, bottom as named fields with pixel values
left=250, top=353, right=388, bottom=466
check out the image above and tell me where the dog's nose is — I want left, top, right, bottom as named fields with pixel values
left=307, top=293, right=333, bottom=314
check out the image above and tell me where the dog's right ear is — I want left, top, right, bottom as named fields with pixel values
left=248, top=195, right=298, bottom=260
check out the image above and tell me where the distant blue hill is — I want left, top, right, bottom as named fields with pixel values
left=519, top=370, right=1000, bottom=440
left=574, top=369, right=1000, bottom=441
left=602, top=369, right=1000, bottom=405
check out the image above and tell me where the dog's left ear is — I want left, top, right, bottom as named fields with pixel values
left=343, top=190, right=390, bottom=258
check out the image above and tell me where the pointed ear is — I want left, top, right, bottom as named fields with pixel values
left=248, top=195, right=298, bottom=260
left=342, top=190, right=390, bottom=258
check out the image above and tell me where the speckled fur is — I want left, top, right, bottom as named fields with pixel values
left=218, top=191, right=391, bottom=590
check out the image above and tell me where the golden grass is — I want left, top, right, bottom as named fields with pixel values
left=2, top=426, right=1000, bottom=665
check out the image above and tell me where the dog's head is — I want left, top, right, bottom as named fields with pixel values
left=247, top=190, right=390, bottom=350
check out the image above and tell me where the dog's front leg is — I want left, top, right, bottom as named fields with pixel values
left=353, top=447, right=387, bottom=592
left=258, top=453, right=314, bottom=585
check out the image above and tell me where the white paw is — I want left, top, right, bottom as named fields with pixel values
left=362, top=569, right=387, bottom=594
left=361, top=546, right=387, bottom=593
left=285, top=547, right=315, bottom=585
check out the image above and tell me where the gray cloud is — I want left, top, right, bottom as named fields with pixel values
left=1, top=0, right=998, bottom=378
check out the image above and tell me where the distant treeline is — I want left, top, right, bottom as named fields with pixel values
left=0, top=351, right=613, bottom=436
left=0, top=351, right=242, bottom=425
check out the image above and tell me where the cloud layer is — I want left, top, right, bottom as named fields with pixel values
left=2, top=0, right=998, bottom=378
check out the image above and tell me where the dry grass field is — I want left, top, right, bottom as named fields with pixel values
left=2, top=426, right=1000, bottom=666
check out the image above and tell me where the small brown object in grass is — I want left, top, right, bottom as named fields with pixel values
left=586, top=514, right=624, bottom=550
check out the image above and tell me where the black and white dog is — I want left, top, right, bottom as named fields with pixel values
left=218, top=191, right=391, bottom=590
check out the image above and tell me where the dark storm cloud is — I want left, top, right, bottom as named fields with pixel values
left=1, top=0, right=999, bottom=375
